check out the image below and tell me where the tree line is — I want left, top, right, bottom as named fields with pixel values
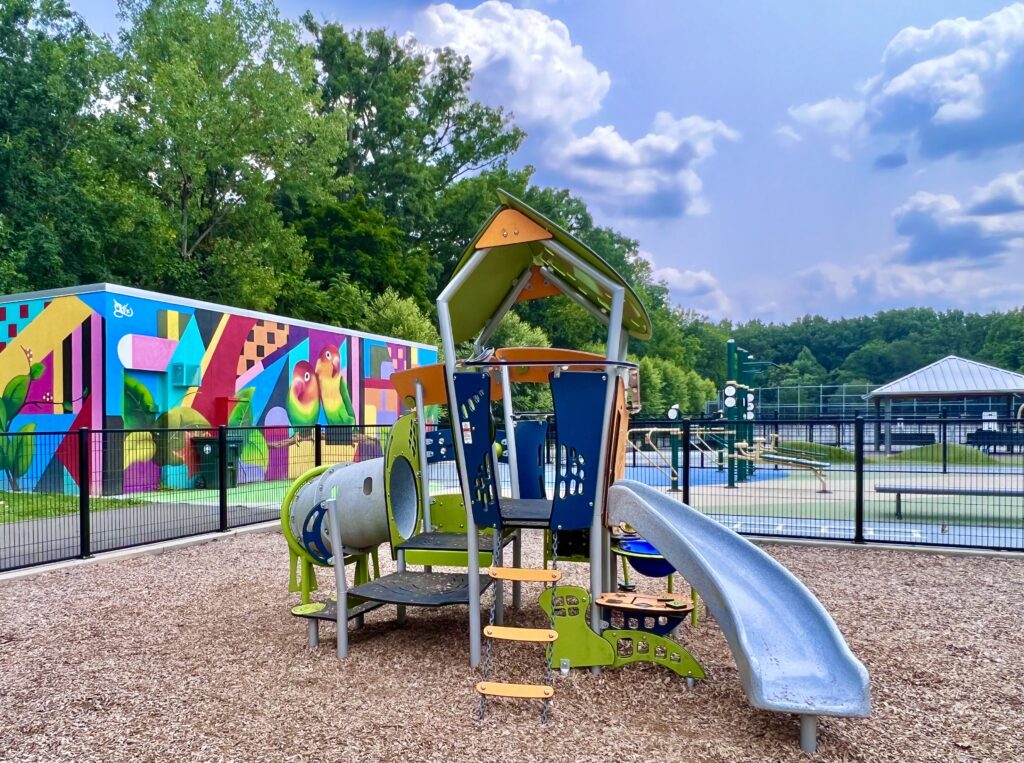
left=719, top=308, right=1024, bottom=389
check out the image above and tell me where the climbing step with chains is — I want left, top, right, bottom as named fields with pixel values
left=476, top=682, right=555, bottom=699
left=487, top=566, right=561, bottom=582
left=484, top=625, right=559, bottom=642
left=476, top=533, right=561, bottom=721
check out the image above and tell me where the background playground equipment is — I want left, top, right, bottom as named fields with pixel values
left=279, top=191, right=870, bottom=752
left=720, top=339, right=833, bottom=491
left=733, top=434, right=831, bottom=492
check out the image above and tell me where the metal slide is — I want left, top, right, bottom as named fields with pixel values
left=607, top=480, right=870, bottom=753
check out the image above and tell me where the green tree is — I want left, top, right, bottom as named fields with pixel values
left=104, top=0, right=348, bottom=310
left=0, top=0, right=155, bottom=292
left=489, top=312, right=553, bottom=412
left=293, top=20, right=524, bottom=308
left=979, top=311, right=1024, bottom=372
left=361, top=288, right=440, bottom=347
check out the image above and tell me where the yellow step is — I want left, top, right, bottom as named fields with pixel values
left=484, top=625, right=559, bottom=642
left=476, top=681, right=554, bottom=699
left=487, top=566, right=561, bottom=582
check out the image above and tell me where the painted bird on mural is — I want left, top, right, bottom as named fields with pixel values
left=287, top=360, right=321, bottom=426
left=315, top=345, right=356, bottom=426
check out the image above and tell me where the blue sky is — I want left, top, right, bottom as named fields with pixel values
left=71, top=1, right=1024, bottom=322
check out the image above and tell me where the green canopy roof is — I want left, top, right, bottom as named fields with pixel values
left=445, top=190, right=652, bottom=345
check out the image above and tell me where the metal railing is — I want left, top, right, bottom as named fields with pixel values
left=3, top=416, right=1022, bottom=572
left=704, top=384, right=1023, bottom=420
left=625, top=416, right=1024, bottom=552
left=0, top=424, right=389, bottom=572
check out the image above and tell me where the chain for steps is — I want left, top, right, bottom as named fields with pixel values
left=476, top=525, right=502, bottom=721
left=541, top=529, right=558, bottom=723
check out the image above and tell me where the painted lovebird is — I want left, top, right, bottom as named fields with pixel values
left=315, top=345, right=356, bottom=426
left=287, top=360, right=321, bottom=426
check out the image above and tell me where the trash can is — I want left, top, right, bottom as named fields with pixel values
left=192, top=434, right=243, bottom=489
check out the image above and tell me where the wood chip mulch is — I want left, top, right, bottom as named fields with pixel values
left=1, top=532, right=1022, bottom=763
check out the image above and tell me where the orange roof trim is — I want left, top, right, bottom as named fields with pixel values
left=475, top=209, right=553, bottom=249
left=515, top=266, right=562, bottom=303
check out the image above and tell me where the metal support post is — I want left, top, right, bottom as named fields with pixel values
left=681, top=420, right=691, bottom=505
left=218, top=425, right=229, bottom=532
left=854, top=414, right=865, bottom=544
left=326, top=498, right=349, bottom=658
left=800, top=715, right=818, bottom=754
left=78, top=428, right=91, bottom=559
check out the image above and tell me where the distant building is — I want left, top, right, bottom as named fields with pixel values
left=866, top=355, right=1024, bottom=452
left=0, top=284, right=437, bottom=493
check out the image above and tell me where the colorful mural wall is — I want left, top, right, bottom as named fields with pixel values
left=0, top=287, right=438, bottom=495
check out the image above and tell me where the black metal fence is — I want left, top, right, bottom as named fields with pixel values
left=3, top=416, right=1021, bottom=573
left=0, top=424, right=389, bottom=572
left=625, top=415, right=1024, bottom=552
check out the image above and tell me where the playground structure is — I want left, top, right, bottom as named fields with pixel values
left=715, top=339, right=833, bottom=491
left=734, top=434, right=831, bottom=492
left=279, top=191, right=870, bottom=752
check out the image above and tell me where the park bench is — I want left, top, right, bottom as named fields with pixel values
left=889, top=432, right=936, bottom=446
left=874, top=485, right=1024, bottom=519
left=964, top=429, right=1024, bottom=453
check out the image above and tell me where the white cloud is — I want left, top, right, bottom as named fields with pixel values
left=892, top=183, right=1024, bottom=265
left=556, top=113, right=739, bottom=218
left=781, top=167, right=1024, bottom=317
left=797, top=257, right=1024, bottom=312
left=406, top=2, right=736, bottom=220
left=639, top=250, right=732, bottom=316
left=789, top=97, right=865, bottom=135
left=406, top=1, right=610, bottom=127
left=786, top=4, right=1024, bottom=161
left=969, top=169, right=1024, bottom=214
left=774, top=124, right=804, bottom=144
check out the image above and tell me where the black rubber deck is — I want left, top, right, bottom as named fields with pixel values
left=291, top=597, right=386, bottom=622
left=396, top=530, right=514, bottom=552
left=349, top=571, right=493, bottom=606
left=499, top=498, right=552, bottom=528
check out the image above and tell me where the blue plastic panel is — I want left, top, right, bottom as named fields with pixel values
left=425, top=428, right=457, bottom=464
left=549, top=371, right=608, bottom=531
left=452, top=372, right=501, bottom=528
left=513, top=420, right=548, bottom=500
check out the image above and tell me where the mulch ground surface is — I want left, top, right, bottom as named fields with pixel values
left=1, top=531, right=1022, bottom=762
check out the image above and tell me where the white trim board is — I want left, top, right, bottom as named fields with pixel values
left=0, top=282, right=438, bottom=352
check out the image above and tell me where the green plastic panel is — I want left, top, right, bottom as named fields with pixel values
left=603, top=629, right=705, bottom=680
left=538, top=585, right=614, bottom=669
left=385, top=412, right=423, bottom=558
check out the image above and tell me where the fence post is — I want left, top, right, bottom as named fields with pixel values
left=314, top=423, right=323, bottom=467
left=670, top=427, right=680, bottom=492
left=854, top=414, right=865, bottom=544
left=681, top=420, right=691, bottom=505
left=78, top=427, right=91, bottom=559
left=218, top=425, right=229, bottom=532
left=940, top=411, right=948, bottom=475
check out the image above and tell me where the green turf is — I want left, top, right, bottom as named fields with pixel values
left=124, top=479, right=294, bottom=505
left=888, top=443, right=1001, bottom=466
left=0, top=491, right=143, bottom=523
left=775, top=440, right=855, bottom=464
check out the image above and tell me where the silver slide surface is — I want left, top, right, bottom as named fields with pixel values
left=608, top=480, right=870, bottom=718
